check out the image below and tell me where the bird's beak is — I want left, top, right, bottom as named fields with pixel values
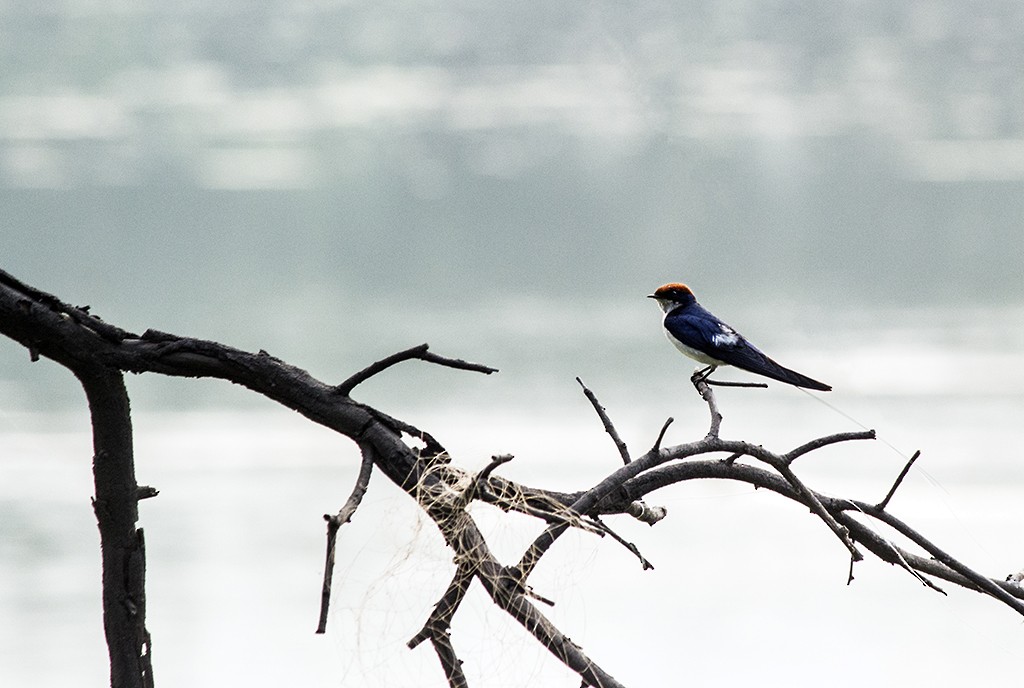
left=646, top=294, right=658, bottom=299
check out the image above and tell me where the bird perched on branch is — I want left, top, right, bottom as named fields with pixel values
left=648, top=282, right=831, bottom=391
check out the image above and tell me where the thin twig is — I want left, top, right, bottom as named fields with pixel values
left=577, top=377, right=631, bottom=464
left=784, top=430, right=877, bottom=465
left=336, top=343, right=496, bottom=396
left=651, top=417, right=674, bottom=453
left=592, top=516, right=654, bottom=570
left=706, top=379, right=769, bottom=388
left=723, top=451, right=745, bottom=465
left=875, top=450, right=922, bottom=511
left=316, top=444, right=375, bottom=634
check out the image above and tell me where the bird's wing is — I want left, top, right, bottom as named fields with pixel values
left=667, top=306, right=831, bottom=391
left=663, top=305, right=745, bottom=360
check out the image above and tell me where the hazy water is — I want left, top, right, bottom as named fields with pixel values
left=2, top=308, right=1024, bottom=688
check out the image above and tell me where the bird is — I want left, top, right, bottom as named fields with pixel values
left=648, top=282, right=831, bottom=391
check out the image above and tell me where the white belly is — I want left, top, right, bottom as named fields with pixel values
left=665, top=329, right=727, bottom=366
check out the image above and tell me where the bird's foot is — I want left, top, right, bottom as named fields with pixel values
left=690, top=365, right=716, bottom=387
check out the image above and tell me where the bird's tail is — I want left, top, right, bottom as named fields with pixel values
left=764, top=363, right=832, bottom=391
left=726, top=347, right=832, bottom=391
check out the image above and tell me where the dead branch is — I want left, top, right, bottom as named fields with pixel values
left=577, top=377, right=631, bottom=464
left=80, top=363, right=154, bottom=688
left=408, top=563, right=475, bottom=687
left=336, top=343, right=498, bottom=396
left=3, top=267, right=1023, bottom=688
left=650, top=417, right=674, bottom=453
left=784, top=430, right=879, bottom=465
left=875, top=449, right=922, bottom=510
left=316, top=443, right=376, bottom=634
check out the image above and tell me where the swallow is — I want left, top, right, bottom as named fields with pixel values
left=648, top=282, right=831, bottom=391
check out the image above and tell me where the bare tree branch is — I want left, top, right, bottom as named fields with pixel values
left=4, top=267, right=1024, bottom=688
left=408, top=564, right=475, bottom=688
left=80, top=364, right=154, bottom=688
left=784, top=430, right=878, bottom=465
left=577, top=377, right=631, bottom=464
left=706, top=379, right=769, bottom=388
left=650, top=417, right=673, bottom=453
left=875, top=449, right=922, bottom=510
left=316, top=443, right=376, bottom=634
left=846, top=500, right=1024, bottom=614
left=335, top=343, right=498, bottom=396
left=591, top=516, right=654, bottom=570
left=615, top=459, right=1024, bottom=612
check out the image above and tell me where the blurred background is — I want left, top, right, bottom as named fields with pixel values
left=2, top=1, right=1024, bottom=686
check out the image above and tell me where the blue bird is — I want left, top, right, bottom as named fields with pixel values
left=648, top=282, right=831, bottom=391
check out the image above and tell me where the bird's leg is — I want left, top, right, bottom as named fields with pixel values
left=691, top=365, right=717, bottom=386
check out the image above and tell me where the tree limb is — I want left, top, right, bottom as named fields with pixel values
left=79, top=363, right=154, bottom=688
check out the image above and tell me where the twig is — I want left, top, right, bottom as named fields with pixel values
left=336, top=343, right=497, bottom=396
left=706, top=379, right=769, bottom=388
left=577, top=377, right=631, bottom=464
left=784, top=430, right=877, bottom=465
left=316, top=444, right=375, bottom=634
left=875, top=450, right=921, bottom=511
left=592, top=516, right=654, bottom=570
left=651, top=417, right=674, bottom=453
left=723, top=451, right=745, bottom=465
